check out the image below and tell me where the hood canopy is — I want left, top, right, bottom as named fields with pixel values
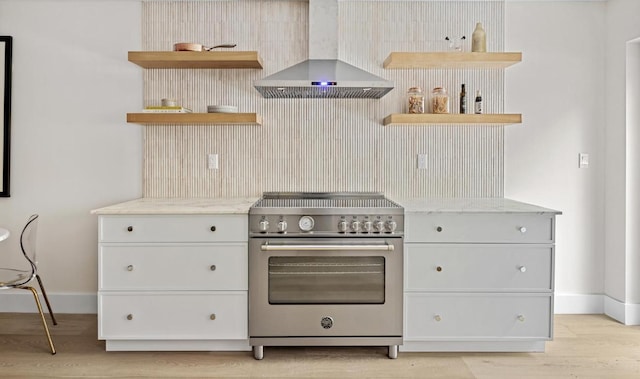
left=253, top=59, right=393, bottom=99
left=253, top=0, right=394, bottom=99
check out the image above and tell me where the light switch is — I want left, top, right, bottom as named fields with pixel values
left=208, top=154, right=218, bottom=170
left=579, top=153, right=589, bottom=169
left=417, top=154, right=427, bottom=170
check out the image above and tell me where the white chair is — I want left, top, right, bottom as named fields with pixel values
left=0, top=214, right=57, bottom=354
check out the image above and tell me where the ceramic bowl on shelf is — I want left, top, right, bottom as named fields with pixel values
left=161, top=98, right=178, bottom=107
left=207, top=105, right=238, bottom=113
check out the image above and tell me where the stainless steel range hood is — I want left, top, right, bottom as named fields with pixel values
left=253, top=0, right=393, bottom=99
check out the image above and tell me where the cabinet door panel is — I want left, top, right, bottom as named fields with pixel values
left=405, top=214, right=554, bottom=243
left=98, top=292, right=247, bottom=340
left=405, top=293, right=552, bottom=340
left=405, top=244, right=553, bottom=291
left=100, top=215, right=247, bottom=243
left=99, top=244, right=247, bottom=290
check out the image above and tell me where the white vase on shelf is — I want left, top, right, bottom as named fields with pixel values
left=472, top=22, right=486, bottom=52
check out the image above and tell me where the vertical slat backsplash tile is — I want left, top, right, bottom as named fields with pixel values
left=141, top=0, right=505, bottom=198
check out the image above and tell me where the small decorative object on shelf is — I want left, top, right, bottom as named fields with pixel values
left=407, top=87, right=425, bottom=114
left=474, top=90, right=483, bottom=114
left=445, top=36, right=466, bottom=52
left=472, top=22, right=487, bottom=52
left=431, top=87, right=450, bottom=114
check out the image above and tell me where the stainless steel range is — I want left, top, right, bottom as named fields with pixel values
left=248, top=192, right=404, bottom=360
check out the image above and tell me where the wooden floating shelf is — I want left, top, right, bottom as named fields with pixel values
left=128, top=51, right=263, bottom=69
left=383, top=113, right=522, bottom=126
left=383, top=52, right=522, bottom=69
left=126, top=113, right=262, bottom=125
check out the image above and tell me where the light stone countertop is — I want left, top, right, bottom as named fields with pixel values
left=91, top=197, right=561, bottom=215
left=395, top=197, right=562, bottom=215
left=91, top=197, right=259, bottom=215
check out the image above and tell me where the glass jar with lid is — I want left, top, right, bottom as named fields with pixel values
left=431, top=87, right=450, bottom=114
left=407, top=87, right=425, bottom=114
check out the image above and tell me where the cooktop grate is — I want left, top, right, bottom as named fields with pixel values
left=252, top=192, right=402, bottom=209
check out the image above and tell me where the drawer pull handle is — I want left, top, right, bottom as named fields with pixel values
left=518, top=265, right=527, bottom=273
left=210, top=265, right=216, bottom=271
left=434, top=315, right=442, bottom=322
left=436, top=266, right=443, bottom=272
left=127, top=226, right=133, bottom=232
left=210, top=314, right=216, bottom=320
left=436, top=226, right=443, bottom=232
left=210, top=226, right=216, bottom=232
left=519, top=226, right=527, bottom=233
left=127, top=314, right=133, bottom=321
left=127, top=265, right=134, bottom=272
left=517, top=314, right=525, bottom=322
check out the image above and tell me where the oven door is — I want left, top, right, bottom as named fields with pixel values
left=249, top=238, right=403, bottom=339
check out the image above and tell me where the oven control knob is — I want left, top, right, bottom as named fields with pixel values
left=363, top=221, right=373, bottom=233
left=277, top=220, right=288, bottom=233
left=338, top=220, right=349, bottom=233
left=259, top=219, right=270, bottom=232
left=386, top=220, right=397, bottom=233
left=374, top=220, right=385, bottom=233
left=350, top=220, right=361, bottom=232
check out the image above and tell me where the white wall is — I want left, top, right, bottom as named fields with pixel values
left=626, top=40, right=640, bottom=305
left=0, top=0, right=142, bottom=310
left=505, top=1, right=606, bottom=307
left=605, top=0, right=640, bottom=322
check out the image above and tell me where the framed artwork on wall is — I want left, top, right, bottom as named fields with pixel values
left=1, top=36, right=12, bottom=197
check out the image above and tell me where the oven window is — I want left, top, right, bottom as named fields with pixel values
left=268, top=256, right=385, bottom=304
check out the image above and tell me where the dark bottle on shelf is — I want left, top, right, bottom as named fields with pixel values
left=459, top=84, right=467, bottom=114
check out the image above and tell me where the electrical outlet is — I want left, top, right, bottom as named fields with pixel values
left=207, top=154, right=218, bottom=170
left=579, top=153, right=589, bottom=169
left=417, top=154, right=427, bottom=170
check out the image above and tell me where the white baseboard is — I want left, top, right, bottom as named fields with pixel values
left=604, top=295, right=640, bottom=325
left=0, top=292, right=97, bottom=314
left=554, top=293, right=604, bottom=314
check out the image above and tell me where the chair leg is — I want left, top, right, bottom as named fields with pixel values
left=35, top=274, right=57, bottom=326
left=20, top=286, right=56, bottom=355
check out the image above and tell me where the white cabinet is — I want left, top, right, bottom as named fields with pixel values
left=97, top=214, right=250, bottom=351
left=405, top=293, right=552, bottom=340
left=402, top=211, right=558, bottom=352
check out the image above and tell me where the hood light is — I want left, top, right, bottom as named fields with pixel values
left=311, top=81, right=337, bottom=87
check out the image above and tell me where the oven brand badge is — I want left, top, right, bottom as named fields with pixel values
left=321, top=316, right=334, bottom=329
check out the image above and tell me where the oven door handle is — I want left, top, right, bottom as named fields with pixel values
left=260, top=243, right=395, bottom=252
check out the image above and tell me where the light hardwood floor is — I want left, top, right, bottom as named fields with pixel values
left=0, top=313, right=639, bottom=378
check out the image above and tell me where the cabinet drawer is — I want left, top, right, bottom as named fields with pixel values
left=405, top=293, right=552, bottom=340
left=99, top=244, right=247, bottom=290
left=405, top=244, right=553, bottom=291
left=99, top=215, right=247, bottom=243
left=405, top=214, right=554, bottom=243
left=98, top=292, right=247, bottom=340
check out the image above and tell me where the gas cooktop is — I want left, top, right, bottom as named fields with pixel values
left=251, top=192, right=402, bottom=211
left=249, top=192, right=404, bottom=236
